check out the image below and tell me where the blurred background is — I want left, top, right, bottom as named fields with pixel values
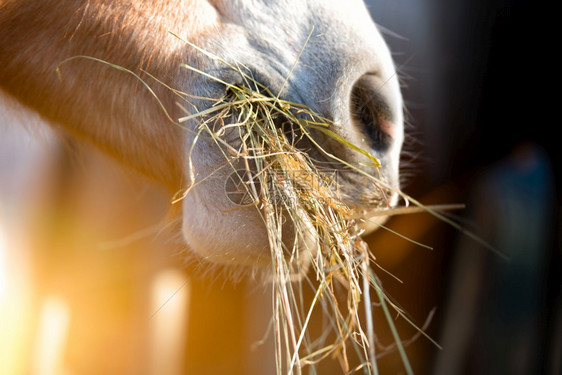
left=365, top=0, right=561, bottom=374
left=1, top=0, right=559, bottom=374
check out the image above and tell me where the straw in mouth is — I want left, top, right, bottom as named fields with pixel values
left=56, top=36, right=476, bottom=374
left=175, top=66, right=421, bottom=373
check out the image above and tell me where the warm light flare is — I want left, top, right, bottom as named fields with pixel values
left=0, top=225, right=6, bottom=304
left=0, top=218, right=35, bottom=375
left=31, top=295, right=71, bottom=375
left=149, top=269, right=190, bottom=375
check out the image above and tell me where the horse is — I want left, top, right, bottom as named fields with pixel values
left=0, top=0, right=404, bottom=373
left=0, top=0, right=403, bottom=268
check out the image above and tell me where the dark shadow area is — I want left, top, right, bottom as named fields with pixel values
left=366, top=1, right=560, bottom=373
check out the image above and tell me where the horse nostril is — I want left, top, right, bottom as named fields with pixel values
left=350, top=74, right=394, bottom=152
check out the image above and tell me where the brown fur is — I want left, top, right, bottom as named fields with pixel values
left=0, top=0, right=221, bottom=190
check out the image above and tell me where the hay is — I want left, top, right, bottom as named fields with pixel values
left=173, top=41, right=419, bottom=374
left=56, top=35, right=474, bottom=374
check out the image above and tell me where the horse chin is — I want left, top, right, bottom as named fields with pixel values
left=181, top=201, right=270, bottom=268
left=181, top=189, right=318, bottom=274
left=180, top=159, right=401, bottom=272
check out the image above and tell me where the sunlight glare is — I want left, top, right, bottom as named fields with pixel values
left=31, top=295, right=71, bottom=375
left=149, top=269, right=190, bottom=375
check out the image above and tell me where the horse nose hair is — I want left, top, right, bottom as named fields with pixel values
left=349, top=73, right=397, bottom=153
